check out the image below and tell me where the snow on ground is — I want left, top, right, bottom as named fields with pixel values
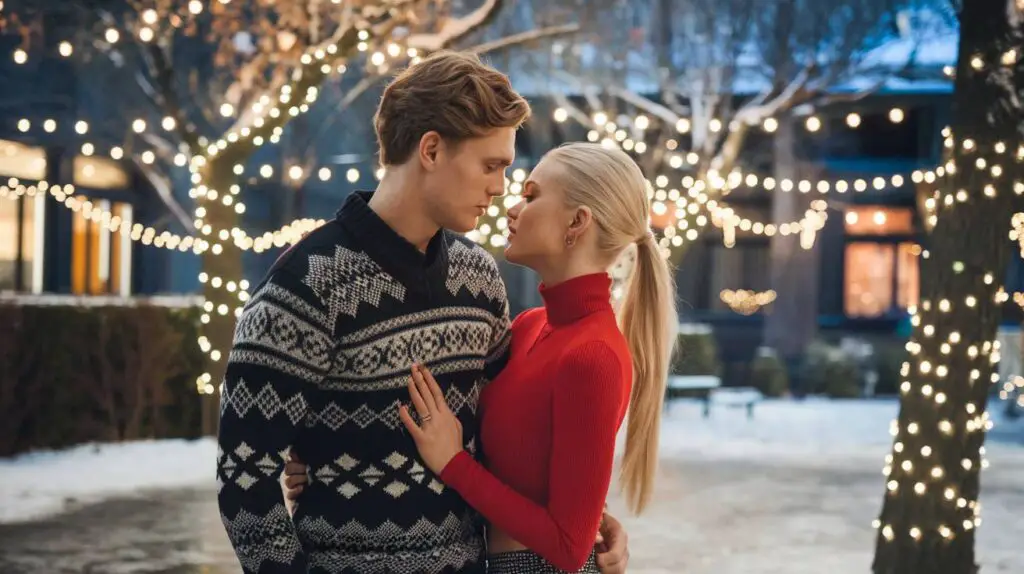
left=658, top=397, right=901, bottom=463
left=0, top=438, right=217, bottom=524
left=612, top=399, right=1024, bottom=574
left=0, top=398, right=1021, bottom=529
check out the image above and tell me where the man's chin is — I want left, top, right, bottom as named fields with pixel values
left=450, top=218, right=479, bottom=234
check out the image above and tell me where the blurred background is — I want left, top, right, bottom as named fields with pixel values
left=1, top=0, right=1022, bottom=572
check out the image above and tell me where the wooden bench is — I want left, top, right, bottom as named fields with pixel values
left=708, top=387, right=763, bottom=419
left=664, top=375, right=722, bottom=417
left=664, top=377, right=763, bottom=418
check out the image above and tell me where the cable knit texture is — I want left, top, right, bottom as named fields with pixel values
left=439, top=272, right=632, bottom=571
left=216, top=191, right=510, bottom=573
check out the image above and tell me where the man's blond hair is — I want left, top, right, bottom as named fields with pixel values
left=373, top=50, right=531, bottom=166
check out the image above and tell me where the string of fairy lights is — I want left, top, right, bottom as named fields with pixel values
left=5, top=8, right=1023, bottom=427
left=9, top=103, right=961, bottom=261
left=3, top=0, right=437, bottom=393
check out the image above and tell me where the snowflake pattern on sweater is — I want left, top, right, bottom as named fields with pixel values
left=216, top=191, right=510, bottom=573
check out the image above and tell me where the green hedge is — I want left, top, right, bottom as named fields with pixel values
left=798, top=340, right=862, bottom=398
left=872, top=343, right=909, bottom=396
left=749, top=349, right=790, bottom=397
left=0, top=301, right=206, bottom=457
left=669, top=323, right=722, bottom=377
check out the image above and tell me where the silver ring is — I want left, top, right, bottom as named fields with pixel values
left=421, top=414, right=432, bottom=423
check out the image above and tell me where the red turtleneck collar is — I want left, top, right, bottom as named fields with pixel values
left=538, top=272, right=614, bottom=326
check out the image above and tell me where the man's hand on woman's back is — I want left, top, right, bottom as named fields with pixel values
left=279, top=450, right=309, bottom=516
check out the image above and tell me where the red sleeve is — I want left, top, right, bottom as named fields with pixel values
left=439, top=341, right=627, bottom=571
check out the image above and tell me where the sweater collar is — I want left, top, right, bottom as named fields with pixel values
left=539, top=272, right=614, bottom=326
left=334, top=190, right=449, bottom=292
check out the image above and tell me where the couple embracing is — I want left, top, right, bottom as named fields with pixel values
left=216, top=50, right=678, bottom=574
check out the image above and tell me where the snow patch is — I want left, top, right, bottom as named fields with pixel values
left=0, top=438, right=217, bottom=524
left=2, top=399, right=1021, bottom=526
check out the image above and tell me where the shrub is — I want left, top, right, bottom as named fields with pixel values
left=873, top=343, right=909, bottom=396
left=749, top=348, right=789, bottom=397
left=798, top=339, right=862, bottom=398
left=669, top=323, right=721, bottom=377
left=0, top=300, right=205, bottom=457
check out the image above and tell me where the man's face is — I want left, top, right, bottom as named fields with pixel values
left=421, top=128, right=516, bottom=233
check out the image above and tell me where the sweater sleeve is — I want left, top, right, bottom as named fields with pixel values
left=439, top=341, right=626, bottom=571
left=216, top=265, right=333, bottom=573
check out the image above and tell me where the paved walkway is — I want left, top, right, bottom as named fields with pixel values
left=1, top=457, right=1021, bottom=573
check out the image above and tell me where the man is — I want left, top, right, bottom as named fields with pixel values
left=216, top=50, right=630, bottom=573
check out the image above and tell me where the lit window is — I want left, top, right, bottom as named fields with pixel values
left=845, top=242, right=919, bottom=317
left=844, top=206, right=914, bottom=235
left=0, top=192, right=45, bottom=293
left=73, top=156, right=131, bottom=189
left=71, top=198, right=133, bottom=295
left=0, top=198, right=19, bottom=290
left=0, top=140, right=46, bottom=180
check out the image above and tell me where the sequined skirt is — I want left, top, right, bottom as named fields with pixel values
left=485, top=549, right=599, bottom=573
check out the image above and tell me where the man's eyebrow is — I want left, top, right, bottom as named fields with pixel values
left=486, top=157, right=513, bottom=166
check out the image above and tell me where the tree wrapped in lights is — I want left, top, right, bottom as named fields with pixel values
left=870, top=0, right=1023, bottom=571
left=486, top=0, right=938, bottom=356
left=1, top=1, right=574, bottom=425
left=531, top=0, right=926, bottom=257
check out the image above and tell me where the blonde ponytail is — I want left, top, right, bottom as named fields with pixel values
left=540, top=142, right=679, bottom=515
left=616, top=234, right=678, bottom=514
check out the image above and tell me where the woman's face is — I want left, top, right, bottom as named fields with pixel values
left=503, top=158, right=576, bottom=270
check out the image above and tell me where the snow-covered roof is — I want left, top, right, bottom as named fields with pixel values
left=504, top=9, right=958, bottom=98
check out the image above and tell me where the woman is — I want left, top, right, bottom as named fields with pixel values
left=287, top=142, right=677, bottom=573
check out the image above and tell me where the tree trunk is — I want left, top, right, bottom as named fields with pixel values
left=197, top=152, right=245, bottom=435
left=871, top=2, right=1024, bottom=572
left=764, top=114, right=820, bottom=370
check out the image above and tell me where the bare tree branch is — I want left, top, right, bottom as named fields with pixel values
left=134, top=161, right=193, bottom=231
left=466, top=23, right=580, bottom=54
left=405, top=0, right=502, bottom=51
left=733, top=65, right=813, bottom=126
left=142, top=41, right=203, bottom=153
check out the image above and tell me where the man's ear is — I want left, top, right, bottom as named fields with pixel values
left=418, top=131, right=443, bottom=171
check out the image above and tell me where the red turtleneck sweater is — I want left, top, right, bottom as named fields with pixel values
left=438, top=272, right=633, bottom=571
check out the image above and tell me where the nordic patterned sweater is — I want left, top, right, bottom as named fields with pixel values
left=216, top=191, right=511, bottom=574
